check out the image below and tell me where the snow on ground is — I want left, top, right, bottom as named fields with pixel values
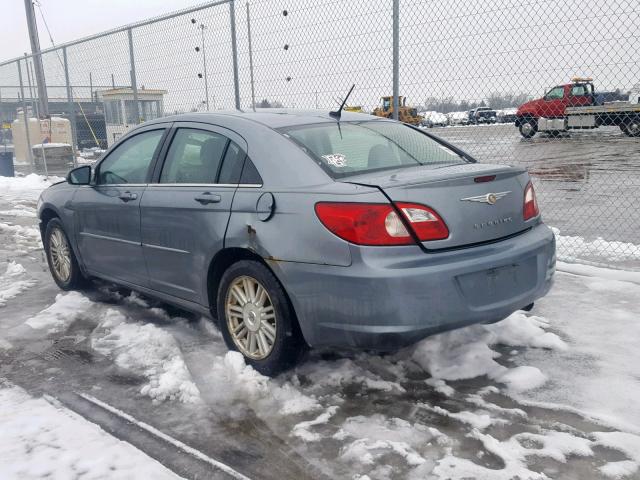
left=0, top=382, right=183, bottom=480
left=513, top=268, right=640, bottom=433
left=591, top=432, right=640, bottom=478
left=2, top=173, right=640, bottom=478
left=4, top=268, right=640, bottom=478
left=432, top=429, right=595, bottom=480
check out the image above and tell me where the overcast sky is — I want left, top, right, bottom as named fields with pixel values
left=3, top=0, right=205, bottom=61
left=2, top=0, right=637, bottom=112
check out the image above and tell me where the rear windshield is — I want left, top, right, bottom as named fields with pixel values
left=280, top=121, right=468, bottom=179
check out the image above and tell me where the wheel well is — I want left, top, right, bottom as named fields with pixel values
left=39, top=208, right=59, bottom=236
left=206, top=247, right=306, bottom=344
left=515, top=114, right=534, bottom=127
left=207, top=248, right=270, bottom=316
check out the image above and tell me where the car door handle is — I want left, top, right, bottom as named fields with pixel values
left=194, top=192, right=222, bottom=205
left=118, top=191, right=138, bottom=202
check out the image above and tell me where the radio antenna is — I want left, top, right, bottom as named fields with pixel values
left=330, top=84, right=356, bottom=121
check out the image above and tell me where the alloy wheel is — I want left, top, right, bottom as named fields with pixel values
left=225, top=275, right=277, bottom=360
left=49, top=228, right=72, bottom=282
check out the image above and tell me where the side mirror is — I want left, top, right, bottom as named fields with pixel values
left=67, top=165, right=92, bottom=185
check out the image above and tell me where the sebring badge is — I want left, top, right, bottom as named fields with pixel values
left=460, top=191, right=511, bottom=205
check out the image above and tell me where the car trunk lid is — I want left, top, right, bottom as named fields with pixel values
left=341, top=163, right=531, bottom=250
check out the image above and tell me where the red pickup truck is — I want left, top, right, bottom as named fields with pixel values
left=515, top=78, right=640, bottom=138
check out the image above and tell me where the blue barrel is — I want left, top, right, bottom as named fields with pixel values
left=0, top=151, right=14, bottom=177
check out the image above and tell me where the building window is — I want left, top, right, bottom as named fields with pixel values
left=105, top=100, right=122, bottom=125
left=124, top=100, right=138, bottom=124
left=141, top=100, right=162, bottom=120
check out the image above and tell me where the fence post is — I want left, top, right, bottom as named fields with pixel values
left=24, top=55, right=36, bottom=115
left=16, top=59, right=34, bottom=169
left=63, top=47, right=78, bottom=167
left=229, top=0, right=241, bottom=110
left=246, top=1, right=256, bottom=111
left=127, top=28, right=141, bottom=123
left=392, top=0, right=400, bottom=121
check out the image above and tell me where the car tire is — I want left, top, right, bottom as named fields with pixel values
left=621, top=118, right=640, bottom=137
left=44, top=218, right=87, bottom=290
left=217, top=260, right=304, bottom=376
left=518, top=118, right=538, bottom=138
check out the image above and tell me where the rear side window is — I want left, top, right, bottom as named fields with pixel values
left=160, top=129, right=227, bottom=183
left=571, top=84, right=589, bottom=96
left=239, top=159, right=262, bottom=185
left=282, top=121, right=466, bottom=179
left=218, top=141, right=244, bottom=184
left=217, top=142, right=263, bottom=185
left=97, top=129, right=164, bottom=185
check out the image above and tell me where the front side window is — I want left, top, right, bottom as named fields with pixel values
left=97, top=129, right=164, bottom=184
left=545, top=86, right=565, bottom=100
left=282, top=121, right=466, bottom=179
left=160, top=129, right=228, bottom=184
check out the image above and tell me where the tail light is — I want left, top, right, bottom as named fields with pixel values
left=314, top=202, right=449, bottom=246
left=523, top=181, right=540, bottom=220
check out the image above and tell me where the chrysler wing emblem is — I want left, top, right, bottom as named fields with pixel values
left=460, top=191, right=511, bottom=205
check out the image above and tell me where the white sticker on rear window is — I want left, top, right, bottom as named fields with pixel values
left=322, top=153, right=347, bottom=168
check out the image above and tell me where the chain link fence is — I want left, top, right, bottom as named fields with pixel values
left=0, top=0, right=638, bottom=269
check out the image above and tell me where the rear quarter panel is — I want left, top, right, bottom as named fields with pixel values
left=225, top=182, right=388, bottom=267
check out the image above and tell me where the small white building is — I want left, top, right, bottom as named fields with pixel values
left=98, top=87, right=167, bottom=147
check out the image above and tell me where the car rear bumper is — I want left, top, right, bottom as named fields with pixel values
left=270, top=222, right=555, bottom=350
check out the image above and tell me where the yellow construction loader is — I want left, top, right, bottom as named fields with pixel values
left=373, top=96, right=422, bottom=125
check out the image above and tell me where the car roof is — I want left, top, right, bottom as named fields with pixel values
left=148, top=109, right=389, bottom=130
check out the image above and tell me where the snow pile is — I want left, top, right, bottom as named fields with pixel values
left=411, top=311, right=567, bottom=392
left=553, top=227, right=640, bottom=263
left=485, top=313, right=568, bottom=351
left=206, top=351, right=321, bottom=416
left=0, top=261, right=36, bottom=307
left=25, top=291, right=92, bottom=333
left=0, top=173, right=62, bottom=205
left=0, top=384, right=183, bottom=480
left=91, top=308, right=200, bottom=404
